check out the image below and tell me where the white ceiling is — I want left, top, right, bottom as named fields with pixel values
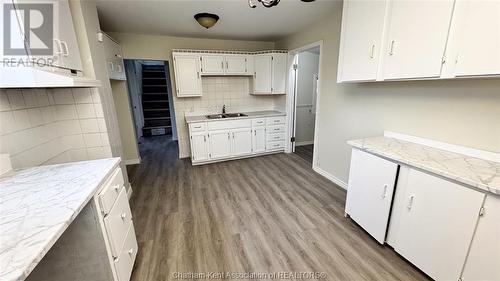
left=96, top=0, right=341, bottom=41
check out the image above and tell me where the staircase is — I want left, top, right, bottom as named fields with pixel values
left=141, top=64, right=172, bottom=136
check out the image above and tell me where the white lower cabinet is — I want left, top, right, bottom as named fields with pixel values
left=345, top=149, right=398, bottom=244
left=387, top=167, right=485, bottom=281
left=252, top=127, right=266, bottom=154
left=461, top=195, right=500, bottom=281
left=114, top=224, right=138, bottom=281
left=231, top=128, right=253, bottom=157
left=188, top=116, right=285, bottom=164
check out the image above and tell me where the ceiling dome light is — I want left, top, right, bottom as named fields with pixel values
left=194, top=13, right=219, bottom=29
left=248, top=0, right=314, bottom=8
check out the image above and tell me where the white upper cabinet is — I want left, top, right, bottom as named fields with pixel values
left=173, top=53, right=202, bottom=97
left=54, top=0, right=82, bottom=71
left=382, top=0, right=454, bottom=80
left=225, top=55, right=248, bottom=75
left=345, top=149, right=398, bottom=244
left=253, top=53, right=287, bottom=95
left=201, top=55, right=225, bottom=75
left=253, top=54, right=273, bottom=93
left=337, top=0, right=387, bottom=82
left=102, top=32, right=126, bottom=81
left=452, top=0, right=500, bottom=77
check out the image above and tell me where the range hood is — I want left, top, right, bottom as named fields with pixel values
left=0, top=66, right=101, bottom=88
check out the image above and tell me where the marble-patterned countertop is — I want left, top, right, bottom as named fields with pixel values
left=348, top=137, right=500, bottom=195
left=185, top=110, right=286, bottom=123
left=0, top=158, right=121, bottom=281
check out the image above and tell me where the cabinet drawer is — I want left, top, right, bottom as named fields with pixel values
left=252, top=118, right=266, bottom=127
left=266, top=141, right=285, bottom=150
left=114, top=224, right=138, bottom=281
left=98, top=167, right=125, bottom=215
left=189, top=123, right=206, bottom=132
left=267, top=133, right=285, bottom=142
left=266, top=116, right=285, bottom=125
left=207, top=119, right=252, bottom=130
left=267, top=125, right=285, bottom=134
left=104, top=188, right=133, bottom=257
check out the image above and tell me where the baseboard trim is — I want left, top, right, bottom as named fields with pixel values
left=125, top=158, right=141, bottom=165
left=296, top=141, right=314, bottom=146
left=127, top=187, right=133, bottom=200
left=312, top=164, right=347, bottom=190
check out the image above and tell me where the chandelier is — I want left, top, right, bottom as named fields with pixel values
left=248, top=0, right=315, bottom=8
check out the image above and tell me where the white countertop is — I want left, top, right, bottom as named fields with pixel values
left=348, top=137, right=500, bottom=195
left=0, top=158, right=121, bottom=281
left=185, top=110, right=286, bottom=124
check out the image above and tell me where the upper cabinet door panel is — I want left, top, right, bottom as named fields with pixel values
left=225, top=55, right=247, bottom=75
left=271, top=53, right=287, bottom=94
left=201, top=55, right=224, bottom=75
left=56, top=0, right=83, bottom=71
left=173, top=54, right=202, bottom=97
left=454, top=0, right=500, bottom=77
left=382, top=0, right=454, bottom=80
left=254, top=55, right=272, bottom=93
left=338, top=0, right=387, bottom=82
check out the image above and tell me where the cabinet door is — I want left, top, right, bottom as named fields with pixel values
left=345, top=149, right=398, bottom=243
left=338, top=0, right=387, bottom=82
left=271, top=53, right=287, bottom=94
left=208, top=130, right=231, bottom=159
left=173, top=54, right=202, bottom=97
left=231, top=128, right=252, bottom=157
left=190, top=132, right=208, bottom=162
left=390, top=168, right=484, bottom=281
left=56, top=0, right=82, bottom=71
left=245, top=55, right=254, bottom=75
left=454, top=0, right=500, bottom=77
left=201, top=55, right=224, bottom=75
left=253, top=55, right=272, bottom=93
left=382, top=0, right=454, bottom=79
left=225, top=55, right=247, bottom=75
left=461, top=195, right=500, bottom=281
left=252, top=127, right=266, bottom=154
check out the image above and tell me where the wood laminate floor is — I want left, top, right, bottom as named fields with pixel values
left=294, top=145, right=314, bottom=164
left=127, top=136, right=430, bottom=281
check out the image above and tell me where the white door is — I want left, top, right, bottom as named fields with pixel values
left=245, top=55, right=254, bottom=75
left=462, top=195, right=500, bottom=281
left=173, top=54, right=202, bottom=97
left=225, top=55, right=247, bottom=75
left=209, top=130, right=231, bottom=159
left=345, top=149, right=398, bottom=243
left=382, top=0, right=454, bottom=79
left=231, top=128, right=252, bottom=157
left=200, top=55, right=224, bottom=75
left=338, top=0, right=387, bottom=82
left=190, top=132, right=208, bottom=162
left=252, top=127, right=266, bottom=154
left=253, top=55, right=272, bottom=93
left=271, top=53, right=287, bottom=94
left=454, top=1, right=500, bottom=77
left=390, top=168, right=485, bottom=281
left=56, top=0, right=82, bottom=71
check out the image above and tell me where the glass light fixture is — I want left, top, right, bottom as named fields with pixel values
left=194, top=13, right=220, bottom=29
left=248, top=0, right=315, bottom=8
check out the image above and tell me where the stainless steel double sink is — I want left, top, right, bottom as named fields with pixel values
left=206, top=113, right=248, bottom=119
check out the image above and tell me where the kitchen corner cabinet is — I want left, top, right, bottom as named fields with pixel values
left=345, top=149, right=398, bottom=243
left=461, top=195, right=500, bottom=281
left=253, top=53, right=286, bottom=95
left=387, top=166, right=484, bottom=281
left=172, top=54, right=202, bottom=97
left=337, top=0, right=387, bottom=82
left=103, top=32, right=126, bottom=81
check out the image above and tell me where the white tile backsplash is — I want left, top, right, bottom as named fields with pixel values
left=0, top=88, right=112, bottom=169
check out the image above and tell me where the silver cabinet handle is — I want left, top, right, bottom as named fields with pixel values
left=370, top=44, right=375, bottom=59
left=60, top=41, right=69, bottom=56
left=53, top=39, right=63, bottom=55
left=227, top=133, right=230, bottom=139
left=128, top=248, right=134, bottom=255
left=226, top=61, right=228, bottom=69
left=121, top=213, right=127, bottom=220
left=381, top=184, right=388, bottom=199
left=254, top=130, right=256, bottom=136
left=194, top=126, right=201, bottom=129
left=389, top=40, right=396, bottom=56
left=407, top=195, right=415, bottom=210
left=113, top=185, right=120, bottom=192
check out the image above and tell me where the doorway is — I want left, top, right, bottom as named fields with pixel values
left=286, top=43, right=321, bottom=164
left=123, top=59, right=178, bottom=157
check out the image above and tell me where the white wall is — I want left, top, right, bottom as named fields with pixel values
left=295, top=50, right=320, bottom=144
left=0, top=88, right=111, bottom=169
left=276, top=4, right=500, bottom=187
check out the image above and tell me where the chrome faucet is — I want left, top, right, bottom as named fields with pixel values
left=222, top=104, right=226, bottom=114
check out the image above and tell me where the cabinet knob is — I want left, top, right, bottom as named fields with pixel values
left=121, top=212, right=127, bottom=220
left=113, top=185, right=120, bottom=191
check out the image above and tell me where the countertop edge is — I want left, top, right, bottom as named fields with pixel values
left=9, top=158, right=121, bottom=281
left=185, top=111, right=286, bottom=124
left=347, top=140, right=499, bottom=196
